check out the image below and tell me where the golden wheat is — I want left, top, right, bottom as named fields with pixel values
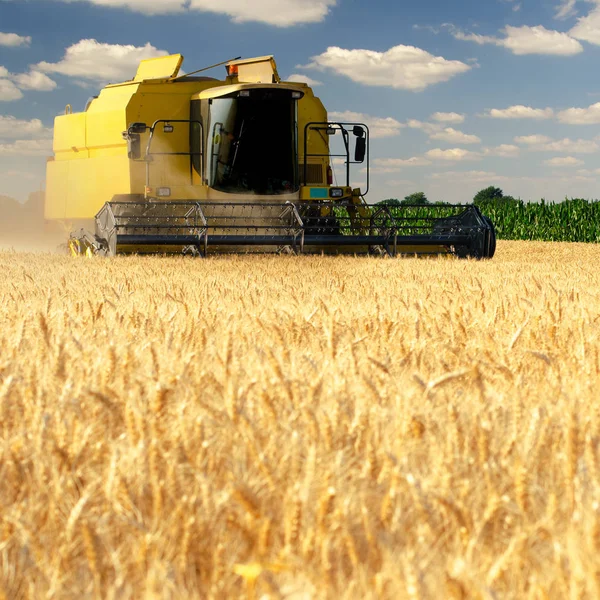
left=0, top=240, right=599, bottom=598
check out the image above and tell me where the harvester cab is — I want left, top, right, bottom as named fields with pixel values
left=45, top=53, right=496, bottom=258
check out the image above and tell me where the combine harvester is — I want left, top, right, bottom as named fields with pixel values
left=45, top=54, right=495, bottom=258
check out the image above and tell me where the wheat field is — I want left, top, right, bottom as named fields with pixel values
left=1, top=240, right=599, bottom=599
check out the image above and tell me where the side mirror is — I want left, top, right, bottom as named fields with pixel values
left=354, top=137, right=366, bottom=163
left=128, top=122, right=147, bottom=134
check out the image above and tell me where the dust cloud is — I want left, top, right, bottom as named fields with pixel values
left=0, top=191, right=65, bottom=253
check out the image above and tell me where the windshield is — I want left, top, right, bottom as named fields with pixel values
left=207, top=89, right=298, bottom=195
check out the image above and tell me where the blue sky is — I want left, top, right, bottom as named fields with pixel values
left=2, top=0, right=600, bottom=203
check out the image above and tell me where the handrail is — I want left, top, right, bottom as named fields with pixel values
left=144, top=119, right=204, bottom=195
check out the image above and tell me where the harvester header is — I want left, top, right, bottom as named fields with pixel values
left=45, top=53, right=495, bottom=258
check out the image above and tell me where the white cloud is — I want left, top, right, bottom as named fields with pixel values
left=0, top=79, right=23, bottom=101
left=371, top=157, right=432, bottom=173
left=430, top=111, right=465, bottom=124
left=543, top=138, right=598, bottom=153
left=557, top=102, right=600, bottom=124
left=429, top=127, right=480, bottom=144
left=483, top=144, right=521, bottom=157
left=544, top=156, right=584, bottom=166
left=452, top=31, right=498, bottom=45
left=515, top=134, right=598, bottom=153
left=328, top=110, right=403, bottom=139
left=514, top=134, right=553, bottom=145
left=570, top=4, right=600, bottom=45
left=0, top=116, right=52, bottom=139
left=406, top=119, right=439, bottom=135
left=425, top=148, right=481, bottom=161
left=0, top=32, right=31, bottom=48
left=12, top=70, right=57, bottom=91
left=304, top=44, right=471, bottom=91
left=453, top=25, right=583, bottom=56
left=503, top=25, right=582, bottom=55
left=287, top=73, right=322, bottom=86
left=406, top=119, right=479, bottom=144
left=484, top=105, right=554, bottom=120
left=36, top=39, right=169, bottom=82
left=189, top=0, right=336, bottom=26
left=14, top=0, right=336, bottom=25
left=0, top=139, right=53, bottom=156
left=555, top=0, right=577, bottom=20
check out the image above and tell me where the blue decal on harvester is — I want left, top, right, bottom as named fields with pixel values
left=309, top=188, right=329, bottom=199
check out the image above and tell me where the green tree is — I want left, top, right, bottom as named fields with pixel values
left=474, top=186, right=503, bottom=204
left=402, top=192, right=429, bottom=205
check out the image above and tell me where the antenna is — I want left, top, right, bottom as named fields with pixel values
left=171, top=56, right=242, bottom=81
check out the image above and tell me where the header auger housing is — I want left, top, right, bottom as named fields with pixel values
left=46, top=53, right=496, bottom=259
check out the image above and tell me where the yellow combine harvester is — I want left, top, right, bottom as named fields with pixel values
left=45, top=53, right=496, bottom=258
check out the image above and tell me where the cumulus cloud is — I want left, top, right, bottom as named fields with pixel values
left=189, top=0, right=336, bottom=26
left=0, top=65, right=56, bottom=100
left=425, top=148, right=481, bottom=161
left=483, top=144, right=521, bottom=157
left=406, top=119, right=480, bottom=144
left=544, top=156, right=584, bottom=166
left=36, top=39, right=169, bottom=82
left=371, top=157, right=432, bottom=173
left=12, top=71, right=57, bottom=91
left=406, top=119, right=439, bottom=135
left=429, top=127, right=480, bottom=144
left=0, top=116, right=53, bottom=139
left=484, top=105, right=554, bottom=120
left=303, top=44, right=471, bottom=91
left=0, top=79, right=23, bottom=101
left=452, top=24, right=583, bottom=56
left=287, top=73, right=322, bottom=86
left=430, top=111, right=465, bottom=124
left=0, top=139, right=53, bottom=155
left=6, top=0, right=336, bottom=25
left=569, top=3, right=600, bottom=45
left=515, top=134, right=598, bottom=153
left=328, top=110, right=403, bottom=139
left=0, top=32, right=31, bottom=47
left=514, top=134, right=553, bottom=145
left=557, top=102, right=600, bottom=124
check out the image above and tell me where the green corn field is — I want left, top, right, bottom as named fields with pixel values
left=473, top=198, right=600, bottom=243
left=376, top=197, right=600, bottom=243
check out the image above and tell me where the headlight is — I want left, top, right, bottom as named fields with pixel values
left=329, top=188, right=344, bottom=198
left=156, top=187, right=171, bottom=197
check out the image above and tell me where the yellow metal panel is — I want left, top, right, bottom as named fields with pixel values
left=228, top=56, right=280, bottom=83
left=86, top=109, right=128, bottom=151
left=46, top=155, right=132, bottom=222
left=193, top=82, right=302, bottom=101
left=65, top=155, right=131, bottom=220
left=45, top=160, right=69, bottom=219
left=134, top=54, right=183, bottom=81
left=53, top=113, right=88, bottom=157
